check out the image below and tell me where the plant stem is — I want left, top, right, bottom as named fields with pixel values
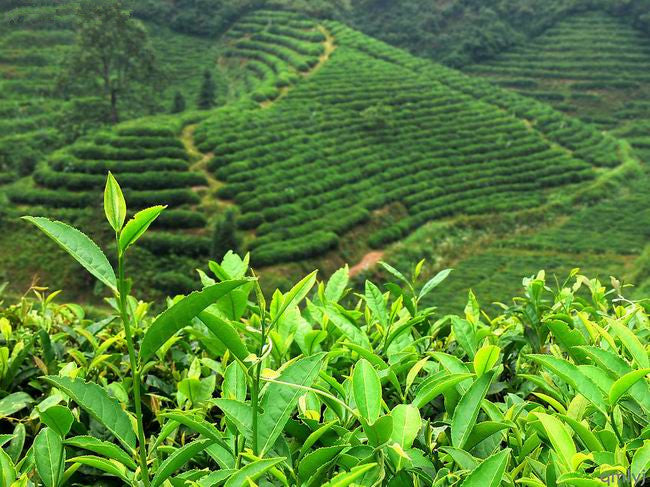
left=116, top=243, right=150, bottom=487
left=251, top=312, right=267, bottom=457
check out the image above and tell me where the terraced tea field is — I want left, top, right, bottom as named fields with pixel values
left=194, top=20, right=622, bottom=268
left=465, top=11, right=650, bottom=130
left=0, top=2, right=225, bottom=186
left=0, top=7, right=640, bottom=299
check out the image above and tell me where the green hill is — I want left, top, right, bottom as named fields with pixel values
left=1, top=8, right=634, bottom=299
left=0, top=1, right=226, bottom=186
left=464, top=11, right=650, bottom=130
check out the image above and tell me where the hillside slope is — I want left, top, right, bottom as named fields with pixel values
left=465, top=11, right=650, bottom=130
left=0, top=2, right=226, bottom=186
left=0, top=8, right=633, bottom=300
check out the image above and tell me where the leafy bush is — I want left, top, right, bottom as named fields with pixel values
left=6, top=174, right=650, bottom=486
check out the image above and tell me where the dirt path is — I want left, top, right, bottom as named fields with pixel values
left=260, top=25, right=336, bottom=109
left=180, top=124, right=231, bottom=209
left=350, top=250, right=385, bottom=277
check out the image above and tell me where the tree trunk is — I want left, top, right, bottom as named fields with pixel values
left=110, top=89, right=119, bottom=124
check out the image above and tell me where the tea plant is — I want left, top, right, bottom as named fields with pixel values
left=0, top=173, right=648, bottom=486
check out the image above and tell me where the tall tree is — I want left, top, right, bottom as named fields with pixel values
left=171, top=91, right=186, bottom=113
left=197, top=69, right=216, bottom=110
left=61, top=0, right=162, bottom=123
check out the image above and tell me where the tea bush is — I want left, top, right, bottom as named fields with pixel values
left=2, top=173, right=648, bottom=486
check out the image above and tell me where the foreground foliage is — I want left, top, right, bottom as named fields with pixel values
left=2, top=176, right=649, bottom=486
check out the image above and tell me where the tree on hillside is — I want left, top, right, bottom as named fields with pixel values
left=171, top=91, right=186, bottom=113
left=197, top=69, right=216, bottom=110
left=60, top=0, right=163, bottom=124
left=211, top=210, right=241, bottom=262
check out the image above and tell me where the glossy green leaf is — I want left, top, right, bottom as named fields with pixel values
left=140, top=280, right=248, bottom=363
left=161, top=411, right=232, bottom=457
left=34, top=427, right=65, bottom=487
left=64, top=435, right=137, bottom=470
left=151, top=439, right=214, bottom=487
left=473, top=344, right=500, bottom=377
left=451, top=371, right=493, bottom=448
left=197, top=309, right=249, bottom=362
left=66, top=455, right=131, bottom=483
left=0, top=448, right=16, bottom=487
left=118, top=205, right=166, bottom=255
left=441, top=447, right=479, bottom=470
left=363, top=414, right=393, bottom=447
left=460, top=449, right=510, bottom=487
left=325, top=304, right=371, bottom=350
left=298, top=446, right=346, bottom=480
left=365, top=281, right=388, bottom=327
left=38, top=405, right=74, bottom=437
left=323, top=463, right=377, bottom=487
left=390, top=404, right=421, bottom=450
left=556, top=473, right=607, bottom=486
left=632, top=440, right=650, bottom=479
left=224, top=457, right=285, bottom=487
left=6, top=423, right=25, bottom=464
left=21, top=217, right=116, bottom=292
left=534, top=412, right=576, bottom=471
left=258, top=353, right=325, bottom=456
left=271, top=271, right=317, bottom=327
left=464, top=421, right=511, bottom=451
left=324, top=266, right=348, bottom=303
left=528, top=354, right=607, bottom=414
left=418, top=268, right=452, bottom=301
left=607, top=318, right=649, bottom=369
left=0, top=392, right=33, bottom=419
left=223, top=361, right=247, bottom=401
left=609, top=368, right=650, bottom=406
left=42, top=376, right=136, bottom=452
left=353, top=359, right=382, bottom=425
left=103, top=172, right=126, bottom=232
left=412, top=373, right=473, bottom=408
left=558, top=415, right=603, bottom=453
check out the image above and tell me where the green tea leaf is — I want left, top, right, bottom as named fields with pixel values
left=528, top=354, right=607, bottom=414
left=258, top=353, right=325, bottom=456
left=460, top=449, right=510, bottom=487
left=534, top=412, right=576, bottom=471
left=473, top=344, right=500, bottom=377
left=632, top=440, right=650, bottom=479
left=418, top=268, right=452, bottom=301
left=451, top=371, right=493, bottom=448
left=140, top=280, right=248, bottom=363
left=64, top=435, right=137, bottom=470
left=198, top=309, right=249, bottom=362
left=21, top=217, right=117, bottom=292
left=271, top=271, right=317, bottom=328
left=34, top=427, right=65, bottom=487
left=390, top=404, right=421, bottom=450
left=298, top=446, right=346, bottom=481
left=608, top=368, right=650, bottom=406
left=323, top=463, right=377, bottom=487
left=38, top=404, right=74, bottom=437
left=412, top=373, right=473, bottom=408
left=118, top=205, right=166, bottom=255
left=607, top=318, right=650, bottom=369
left=365, top=281, right=388, bottom=327
left=66, top=455, right=131, bottom=483
left=42, top=376, right=136, bottom=452
left=224, top=457, right=285, bottom=487
left=0, top=448, right=16, bottom=487
left=325, top=304, right=371, bottom=350
left=151, top=439, right=214, bottom=487
left=325, top=266, right=349, bottom=303
left=353, top=359, right=382, bottom=425
left=0, top=392, right=33, bottom=419
left=104, top=172, right=126, bottom=232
